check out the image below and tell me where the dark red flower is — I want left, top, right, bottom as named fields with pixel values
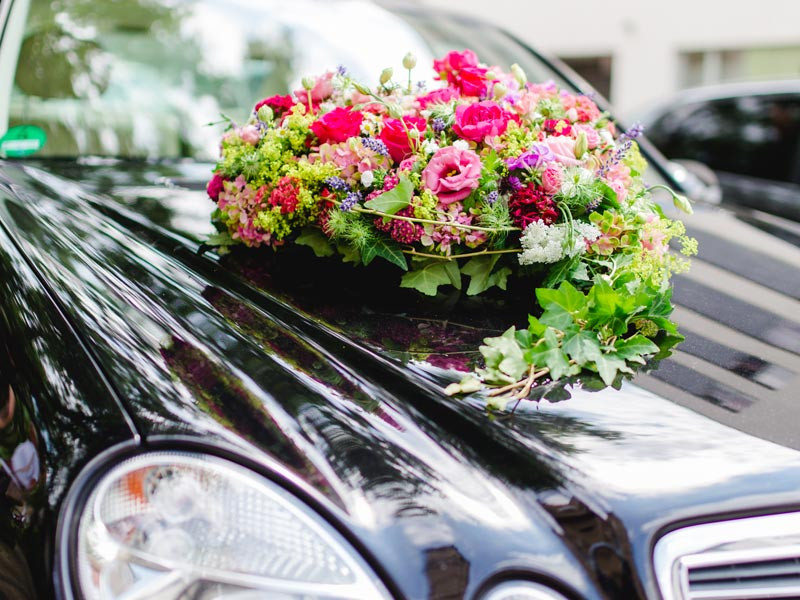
left=310, top=107, right=364, bottom=144
left=206, top=173, right=224, bottom=202
left=509, top=183, right=559, bottom=228
left=378, top=116, right=427, bottom=163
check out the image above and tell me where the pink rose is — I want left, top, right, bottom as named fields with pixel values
left=541, top=164, right=563, bottom=195
left=544, top=137, right=581, bottom=166
left=238, top=125, right=260, bottom=145
left=456, top=66, right=489, bottom=97
left=422, top=146, right=482, bottom=204
left=379, top=116, right=427, bottom=163
left=432, top=50, right=488, bottom=97
left=453, top=101, right=513, bottom=143
left=311, top=107, right=364, bottom=144
left=417, top=87, right=460, bottom=108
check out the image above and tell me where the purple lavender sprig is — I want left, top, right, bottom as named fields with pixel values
left=431, top=117, right=446, bottom=134
left=597, top=124, right=643, bottom=177
left=361, top=137, right=389, bottom=157
left=324, top=176, right=350, bottom=192
left=340, top=191, right=363, bottom=211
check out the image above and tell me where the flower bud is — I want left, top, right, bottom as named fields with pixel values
left=511, top=63, right=527, bottom=87
left=301, top=76, right=315, bottom=91
left=379, top=67, right=393, bottom=85
left=672, top=193, right=694, bottom=215
left=387, top=103, right=403, bottom=119
left=408, top=128, right=420, bottom=139
left=574, top=131, right=588, bottom=158
left=256, top=105, right=273, bottom=123
left=361, top=170, right=375, bottom=188
left=402, top=52, right=417, bottom=70
left=485, top=70, right=497, bottom=81
left=492, top=83, right=508, bottom=99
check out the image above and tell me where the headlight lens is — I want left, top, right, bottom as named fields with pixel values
left=69, top=451, right=392, bottom=600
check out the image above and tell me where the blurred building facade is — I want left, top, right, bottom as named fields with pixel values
left=411, top=0, right=800, bottom=118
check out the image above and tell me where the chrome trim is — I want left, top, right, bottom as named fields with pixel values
left=654, top=512, right=800, bottom=600
left=481, top=580, right=570, bottom=600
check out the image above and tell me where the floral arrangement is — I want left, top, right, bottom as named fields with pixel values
left=206, top=49, right=696, bottom=407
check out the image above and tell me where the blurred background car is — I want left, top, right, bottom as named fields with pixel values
left=640, top=81, right=800, bottom=222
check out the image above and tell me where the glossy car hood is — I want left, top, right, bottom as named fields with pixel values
left=2, top=159, right=800, bottom=600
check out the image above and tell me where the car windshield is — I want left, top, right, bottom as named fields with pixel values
left=1, top=0, right=576, bottom=160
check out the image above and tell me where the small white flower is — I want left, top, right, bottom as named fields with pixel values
left=568, top=222, right=601, bottom=256
left=566, top=108, right=579, bottom=122
left=361, top=170, right=375, bottom=188
left=421, top=139, right=439, bottom=155
left=518, top=221, right=568, bottom=265
left=453, top=139, right=469, bottom=151
left=319, top=101, right=336, bottom=113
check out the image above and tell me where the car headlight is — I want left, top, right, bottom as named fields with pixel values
left=59, top=450, right=392, bottom=600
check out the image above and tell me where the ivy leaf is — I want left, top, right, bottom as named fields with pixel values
left=614, top=334, right=660, bottom=364
left=563, top=330, right=603, bottom=364
left=478, top=327, right=528, bottom=383
left=337, top=243, right=362, bottom=265
left=400, top=261, right=457, bottom=296
left=587, top=279, right=631, bottom=335
left=528, top=315, right=547, bottom=337
left=363, top=175, right=413, bottom=214
left=462, top=255, right=510, bottom=295
left=594, top=352, right=633, bottom=386
left=536, top=281, right=587, bottom=330
left=206, top=231, right=234, bottom=246
left=525, top=328, right=575, bottom=381
left=542, top=254, right=580, bottom=288
left=295, top=227, right=334, bottom=257
left=361, top=238, right=407, bottom=270
left=443, top=260, right=462, bottom=290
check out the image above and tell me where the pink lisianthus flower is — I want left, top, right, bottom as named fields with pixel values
left=544, top=137, right=581, bottom=166
left=422, top=146, right=482, bottom=204
left=417, top=87, right=460, bottom=109
left=294, top=71, right=334, bottom=105
left=310, top=107, right=364, bottom=144
left=432, top=50, right=489, bottom=97
left=541, top=164, right=564, bottom=195
left=379, top=116, right=427, bottom=163
left=574, top=124, right=601, bottom=149
left=238, top=125, right=260, bottom=146
left=453, top=101, right=514, bottom=143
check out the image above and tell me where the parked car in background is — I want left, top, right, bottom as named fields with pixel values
left=642, top=80, right=800, bottom=222
left=1, top=1, right=800, bottom=599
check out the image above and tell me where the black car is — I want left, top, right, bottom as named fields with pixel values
left=642, top=80, right=800, bottom=222
left=1, top=1, right=800, bottom=599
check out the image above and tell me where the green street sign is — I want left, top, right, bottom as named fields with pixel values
left=0, top=125, right=47, bottom=158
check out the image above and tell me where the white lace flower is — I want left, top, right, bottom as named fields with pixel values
left=518, top=221, right=568, bottom=265
left=421, top=139, right=439, bottom=155
left=567, top=221, right=601, bottom=256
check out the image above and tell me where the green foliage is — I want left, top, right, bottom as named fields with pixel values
left=364, top=176, right=413, bottom=214
left=361, top=238, right=408, bottom=270
left=461, top=255, right=511, bottom=296
left=295, top=227, right=334, bottom=257
left=400, top=259, right=460, bottom=296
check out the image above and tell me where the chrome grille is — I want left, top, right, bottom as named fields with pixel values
left=654, top=513, right=800, bottom=600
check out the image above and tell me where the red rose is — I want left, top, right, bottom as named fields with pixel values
left=378, top=116, right=427, bottom=163
left=417, top=87, right=460, bottom=109
left=310, top=107, right=364, bottom=144
left=453, top=101, right=513, bottom=142
left=455, top=67, right=488, bottom=97
left=254, top=94, right=295, bottom=118
left=206, top=173, right=224, bottom=201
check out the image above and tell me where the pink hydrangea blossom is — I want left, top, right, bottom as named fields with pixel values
left=422, top=146, right=482, bottom=204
